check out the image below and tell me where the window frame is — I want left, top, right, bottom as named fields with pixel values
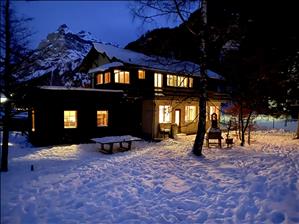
left=97, top=110, right=108, bottom=127
left=114, top=69, right=130, bottom=84
left=64, top=110, right=78, bottom=129
left=154, top=73, right=163, bottom=88
left=96, top=73, right=103, bottom=85
left=31, top=109, right=35, bottom=132
left=159, top=105, right=172, bottom=123
left=104, top=72, right=111, bottom=84
left=138, top=69, right=146, bottom=79
left=185, top=106, right=197, bottom=122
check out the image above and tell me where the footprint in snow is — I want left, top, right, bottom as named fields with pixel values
left=270, top=211, right=285, bottom=224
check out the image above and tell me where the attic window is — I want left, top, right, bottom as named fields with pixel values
left=96, top=74, right=103, bottom=85
left=138, top=70, right=145, bottom=79
left=114, top=70, right=130, bottom=84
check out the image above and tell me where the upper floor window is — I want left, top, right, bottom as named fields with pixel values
left=114, top=70, right=130, bottom=84
left=64, top=110, right=77, bottom=128
left=31, top=110, right=35, bottom=132
left=189, top=77, right=193, bottom=88
left=185, top=106, right=196, bottom=122
left=166, top=74, right=193, bottom=88
left=167, top=74, right=177, bottom=86
left=178, top=76, right=188, bottom=87
left=138, top=70, right=146, bottom=79
left=96, top=74, right=103, bottom=85
left=97, top=110, right=108, bottom=127
left=154, top=73, right=163, bottom=88
left=104, top=72, right=111, bottom=83
left=159, top=105, right=171, bottom=123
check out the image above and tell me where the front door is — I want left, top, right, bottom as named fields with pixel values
left=175, top=109, right=181, bottom=132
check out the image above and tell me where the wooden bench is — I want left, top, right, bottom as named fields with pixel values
left=159, top=123, right=171, bottom=138
left=91, top=135, right=142, bottom=154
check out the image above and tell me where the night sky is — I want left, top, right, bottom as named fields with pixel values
left=13, top=1, right=180, bottom=49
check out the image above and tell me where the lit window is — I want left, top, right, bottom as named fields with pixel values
left=185, top=106, right=196, bottom=122
left=154, top=73, right=163, bottom=88
left=189, top=77, right=193, bottom=88
left=97, top=110, right=108, bottom=127
left=96, top=74, right=103, bottom=84
left=64, top=111, right=77, bottom=128
left=104, top=72, right=111, bottom=83
left=167, top=74, right=191, bottom=88
left=178, top=76, right=188, bottom=87
left=138, top=70, right=145, bottom=79
left=32, top=110, right=35, bottom=132
left=114, top=70, right=130, bottom=84
left=167, top=74, right=177, bottom=87
left=209, top=106, right=219, bottom=119
left=159, top=105, right=171, bottom=123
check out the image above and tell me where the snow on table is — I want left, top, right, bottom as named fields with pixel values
left=91, top=135, right=142, bottom=153
left=1, top=131, right=299, bottom=224
left=91, top=135, right=142, bottom=144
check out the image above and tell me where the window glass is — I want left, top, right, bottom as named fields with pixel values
left=32, top=110, right=35, bottom=132
left=159, top=105, right=171, bottom=123
left=138, top=70, right=145, bottom=79
left=97, top=110, right=108, bottom=127
left=104, top=72, right=111, bottom=83
left=154, top=73, right=163, bottom=87
left=64, top=111, right=77, bottom=128
left=189, top=77, right=193, bottom=88
left=114, top=70, right=130, bottom=84
left=185, top=106, right=196, bottom=122
left=96, top=74, right=103, bottom=84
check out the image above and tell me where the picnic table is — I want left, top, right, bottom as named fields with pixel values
left=91, top=135, right=142, bottom=154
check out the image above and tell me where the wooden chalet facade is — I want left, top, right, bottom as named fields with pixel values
left=27, top=43, right=227, bottom=145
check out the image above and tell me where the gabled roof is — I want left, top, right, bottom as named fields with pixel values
left=92, top=42, right=224, bottom=80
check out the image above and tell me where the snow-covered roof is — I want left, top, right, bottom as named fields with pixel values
left=88, top=62, right=124, bottom=73
left=38, top=86, right=123, bottom=93
left=93, top=42, right=224, bottom=80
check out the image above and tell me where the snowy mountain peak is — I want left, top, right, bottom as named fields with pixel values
left=77, top=30, right=99, bottom=42
left=20, top=25, right=102, bottom=87
left=57, top=24, right=71, bottom=35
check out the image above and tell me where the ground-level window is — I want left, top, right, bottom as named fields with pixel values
left=209, top=105, right=219, bottom=119
left=154, top=73, right=163, bottom=88
left=97, top=110, right=108, bottom=127
left=114, top=70, right=130, bottom=84
left=159, top=105, right=171, bottom=123
left=64, top=110, right=77, bottom=128
left=96, top=74, right=103, bottom=85
left=185, top=106, right=196, bottom=122
left=138, top=70, right=146, bottom=79
left=32, top=110, right=35, bottom=132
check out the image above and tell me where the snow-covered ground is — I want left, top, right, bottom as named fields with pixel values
left=1, top=131, right=299, bottom=224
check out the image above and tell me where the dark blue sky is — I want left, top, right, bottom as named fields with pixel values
left=14, top=1, right=180, bottom=48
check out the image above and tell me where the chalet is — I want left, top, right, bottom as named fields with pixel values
left=27, top=43, right=228, bottom=145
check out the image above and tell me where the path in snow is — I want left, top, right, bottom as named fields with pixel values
left=1, top=131, right=299, bottom=223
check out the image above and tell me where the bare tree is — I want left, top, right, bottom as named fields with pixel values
left=131, top=0, right=208, bottom=156
left=0, top=0, right=33, bottom=171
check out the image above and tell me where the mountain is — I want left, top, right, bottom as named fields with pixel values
left=18, top=24, right=99, bottom=87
